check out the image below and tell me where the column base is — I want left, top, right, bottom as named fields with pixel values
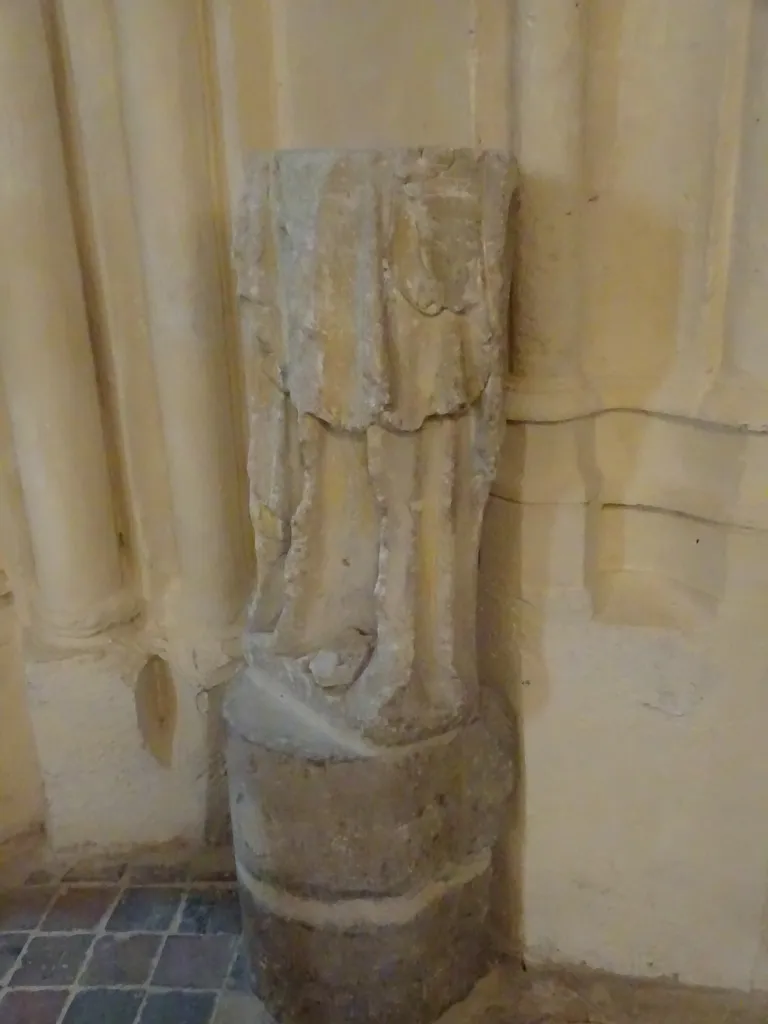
left=224, top=670, right=515, bottom=1024
left=239, top=854, right=493, bottom=1024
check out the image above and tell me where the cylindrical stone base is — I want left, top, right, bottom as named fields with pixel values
left=239, top=854, right=492, bottom=1024
left=224, top=672, right=514, bottom=1024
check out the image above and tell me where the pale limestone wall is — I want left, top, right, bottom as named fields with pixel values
left=1, top=0, right=767, bottom=993
left=480, top=0, right=768, bottom=992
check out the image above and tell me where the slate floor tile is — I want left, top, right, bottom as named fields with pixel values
left=0, top=855, right=253, bottom=1024
left=152, top=935, right=236, bottom=989
left=81, top=933, right=162, bottom=987
left=107, top=888, right=182, bottom=933
left=42, top=886, right=117, bottom=931
left=139, top=990, right=217, bottom=1024
left=0, top=935, right=26, bottom=984
left=178, top=888, right=241, bottom=935
left=62, top=987, right=143, bottom=1024
left=9, top=934, right=93, bottom=986
left=0, top=988, right=68, bottom=1024
left=0, top=888, right=54, bottom=931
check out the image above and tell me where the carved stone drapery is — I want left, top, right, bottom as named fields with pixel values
left=225, top=148, right=517, bottom=1024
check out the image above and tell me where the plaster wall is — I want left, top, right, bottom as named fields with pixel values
left=1, top=0, right=767, bottom=993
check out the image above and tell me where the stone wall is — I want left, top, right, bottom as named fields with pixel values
left=1, top=0, right=768, bottom=993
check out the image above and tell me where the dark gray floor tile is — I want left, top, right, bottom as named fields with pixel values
left=107, top=888, right=182, bottom=933
left=8, top=934, right=93, bottom=986
left=0, top=988, right=68, bottom=1024
left=81, top=934, right=162, bottom=987
left=140, top=990, right=216, bottom=1024
left=0, top=888, right=54, bottom=930
left=151, top=935, right=236, bottom=989
left=0, top=935, right=26, bottom=984
left=62, top=988, right=143, bottom=1024
left=178, top=889, right=241, bottom=935
left=42, top=886, right=117, bottom=931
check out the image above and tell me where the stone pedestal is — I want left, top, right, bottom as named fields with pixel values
left=225, top=147, right=517, bottom=1023
left=225, top=681, right=513, bottom=1024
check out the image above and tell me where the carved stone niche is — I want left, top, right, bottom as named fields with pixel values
left=224, top=148, right=517, bottom=1024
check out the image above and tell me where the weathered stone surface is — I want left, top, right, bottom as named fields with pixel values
left=227, top=147, right=516, bottom=1024
left=226, top=683, right=513, bottom=898
left=238, top=854, right=495, bottom=1024
left=233, top=146, right=516, bottom=747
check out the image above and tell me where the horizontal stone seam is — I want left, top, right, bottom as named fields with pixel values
left=233, top=834, right=498, bottom=903
left=503, top=400, right=768, bottom=436
left=237, top=848, right=490, bottom=928
left=225, top=711, right=471, bottom=760
left=490, top=492, right=768, bottom=536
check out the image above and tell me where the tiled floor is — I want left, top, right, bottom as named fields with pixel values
left=0, top=858, right=252, bottom=1024
left=5, top=852, right=768, bottom=1023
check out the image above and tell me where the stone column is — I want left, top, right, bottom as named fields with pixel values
left=112, top=0, right=251, bottom=638
left=225, top=148, right=517, bottom=1024
left=0, top=0, right=131, bottom=640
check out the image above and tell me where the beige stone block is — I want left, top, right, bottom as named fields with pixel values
left=273, top=0, right=474, bottom=148
left=592, top=505, right=768, bottom=629
left=25, top=646, right=209, bottom=851
left=482, top=497, right=589, bottom=597
left=701, top=0, right=768, bottom=431
left=494, top=420, right=594, bottom=505
left=505, top=0, right=594, bottom=422
left=595, top=411, right=768, bottom=531
left=581, top=1, right=736, bottom=415
left=514, top=600, right=768, bottom=989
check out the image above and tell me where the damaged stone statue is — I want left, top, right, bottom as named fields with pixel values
left=224, top=147, right=517, bottom=1024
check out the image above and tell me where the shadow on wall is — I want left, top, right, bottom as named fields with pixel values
left=476, top=167, right=739, bottom=957
left=0, top=597, right=44, bottom=848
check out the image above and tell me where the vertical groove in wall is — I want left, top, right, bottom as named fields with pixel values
left=0, top=391, right=36, bottom=625
left=268, top=0, right=290, bottom=146
left=209, top=0, right=279, bottom=434
left=53, top=0, right=179, bottom=623
left=0, top=0, right=130, bottom=638
left=469, top=0, right=513, bottom=151
left=211, top=0, right=278, bottom=204
left=196, top=0, right=254, bottom=584
left=506, top=0, right=757, bottom=429
left=705, top=0, right=768, bottom=425
left=468, top=0, right=478, bottom=147
left=111, top=0, right=251, bottom=640
left=581, top=0, right=742, bottom=415
left=506, top=0, right=591, bottom=421
left=46, top=0, right=138, bottom=602
left=45, top=0, right=133, bottom=574
left=697, top=0, right=754, bottom=391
